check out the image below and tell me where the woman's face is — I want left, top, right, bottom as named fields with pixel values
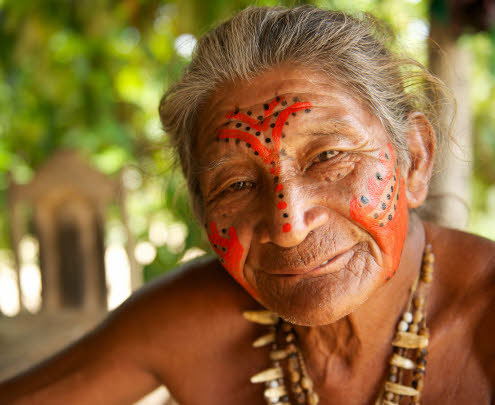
left=196, top=66, right=409, bottom=325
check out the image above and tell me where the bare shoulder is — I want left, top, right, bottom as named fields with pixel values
left=424, top=221, right=495, bottom=288
left=110, top=257, right=262, bottom=382
left=424, top=222, right=495, bottom=385
left=0, top=258, right=262, bottom=405
left=123, top=255, right=257, bottom=320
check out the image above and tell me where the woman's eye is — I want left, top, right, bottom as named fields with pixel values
left=228, top=180, right=256, bottom=192
left=313, top=150, right=339, bottom=163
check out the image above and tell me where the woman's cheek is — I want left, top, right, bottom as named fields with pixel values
left=206, top=220, right=259, bottom=299
left=349, top=143, right=408, bottom=280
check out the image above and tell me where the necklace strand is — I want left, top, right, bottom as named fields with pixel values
left=245, top=244, right=434, bottom=404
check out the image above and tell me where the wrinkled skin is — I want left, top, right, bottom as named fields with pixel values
left=0, top=67, right=494, bottom=405
left=198, top=67, right=411, bottom=325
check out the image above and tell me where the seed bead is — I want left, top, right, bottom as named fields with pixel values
left=409, top=324, right=419, bottom=333
left=413, top=310, right=423, bottom=323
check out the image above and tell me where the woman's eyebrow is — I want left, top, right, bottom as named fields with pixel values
left=301, top=121, right=361, bottom=141
left=199, top=153, right=242, bottom=172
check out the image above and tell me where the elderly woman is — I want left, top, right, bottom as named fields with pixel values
left=1, top=6, right=494, bottom=405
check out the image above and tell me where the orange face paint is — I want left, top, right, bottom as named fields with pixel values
left=350, top=143, right=408, bottom=280
left=216, top=96, right=312, bottom=233
left=207, top=221, right=258, bottom=298
left=207, top=96, right=313, bottom=299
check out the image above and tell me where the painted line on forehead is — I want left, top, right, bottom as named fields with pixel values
left=224, top=112, right=269, bottom=132
left=224, top=97, right=282, bottom=132
left=217, top=129, right=275, bottom=165
left=271, top=101, right=313, bottom=152
left=218, top=97, right=313, bottom=235
left=264, top=97, right=282, bottom=118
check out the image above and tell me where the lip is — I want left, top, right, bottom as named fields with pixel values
left=259, top=246, right=355, bottom=278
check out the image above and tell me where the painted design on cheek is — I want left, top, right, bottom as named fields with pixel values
left=350, top=143, right=408, bottom=280
left=207, top=221, right=258, bottom=298
left=217, top=96, right=312, bottom=233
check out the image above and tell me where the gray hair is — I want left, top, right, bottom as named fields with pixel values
left=159, top=5, right=446, bottom=219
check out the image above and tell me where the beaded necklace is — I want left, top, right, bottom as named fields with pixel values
left=244, top=244, right=434, bottom=405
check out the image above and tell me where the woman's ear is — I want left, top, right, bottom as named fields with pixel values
left=405, top=112, right=436, bottom=208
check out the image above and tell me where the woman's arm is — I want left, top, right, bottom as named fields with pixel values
left=0, top=291, right=161, bottom=405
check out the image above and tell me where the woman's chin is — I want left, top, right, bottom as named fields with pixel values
left=252, top=264, right=383, bottom=326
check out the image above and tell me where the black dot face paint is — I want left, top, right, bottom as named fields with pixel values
left=207, top=222, right=257, bottom=298
left=214, top=95, right=313, bottom=234
left=350, top=143, right=408, bottom=280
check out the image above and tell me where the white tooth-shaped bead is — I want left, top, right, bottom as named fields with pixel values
left=392, top=331, right=429, bottom=349
left=389, top=353, right=415, bottom=370
left=308, top=392, right=319, bottom=405
left=269, top=350, right=288, bottom=360
left=250, top=367, right=284, bottom=383
left=264, top=386, right=287, bottom=400
left=301, top=376, right=313, bottom=390
left=243, top=310, right=279, bottom=325
left=384, top=382, right=419, bottom=396
left=253, top=332, right=276, bottom=348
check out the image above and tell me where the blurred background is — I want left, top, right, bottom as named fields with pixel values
left=0, top=0, right=494, bottom=403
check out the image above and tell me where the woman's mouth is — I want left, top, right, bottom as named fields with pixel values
left=260, top=246, right=356, bottom=278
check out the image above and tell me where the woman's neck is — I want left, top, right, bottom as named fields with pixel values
left=293, top=214, right=426, bottom=387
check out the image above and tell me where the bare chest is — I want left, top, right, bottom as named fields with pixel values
left=163, top=332, right=490, bottom=405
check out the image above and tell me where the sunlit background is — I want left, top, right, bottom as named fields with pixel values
left=0, top=0, right=494, bottom=401
left=0, top=0, right=494, bottom=307
left=2, top=0, right=494, bottom=317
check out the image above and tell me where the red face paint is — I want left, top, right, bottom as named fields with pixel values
left=350, top=143, right=408, bottom=280
left=208, top=97, right=313, bottom=299
left=217, top=96, right=312, bottom=233
left=207, top=221, right=258, bottom=298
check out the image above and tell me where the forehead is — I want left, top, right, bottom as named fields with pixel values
left=195, top=66, right=385, bottom=156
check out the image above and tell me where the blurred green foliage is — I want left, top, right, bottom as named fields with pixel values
left=0, top=0, right=494, bottom=283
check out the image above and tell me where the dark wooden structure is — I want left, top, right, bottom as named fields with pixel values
left=8, top=149, right=138, bottom=312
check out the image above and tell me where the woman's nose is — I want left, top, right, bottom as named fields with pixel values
left=256, top=179, right=330, bottom=247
